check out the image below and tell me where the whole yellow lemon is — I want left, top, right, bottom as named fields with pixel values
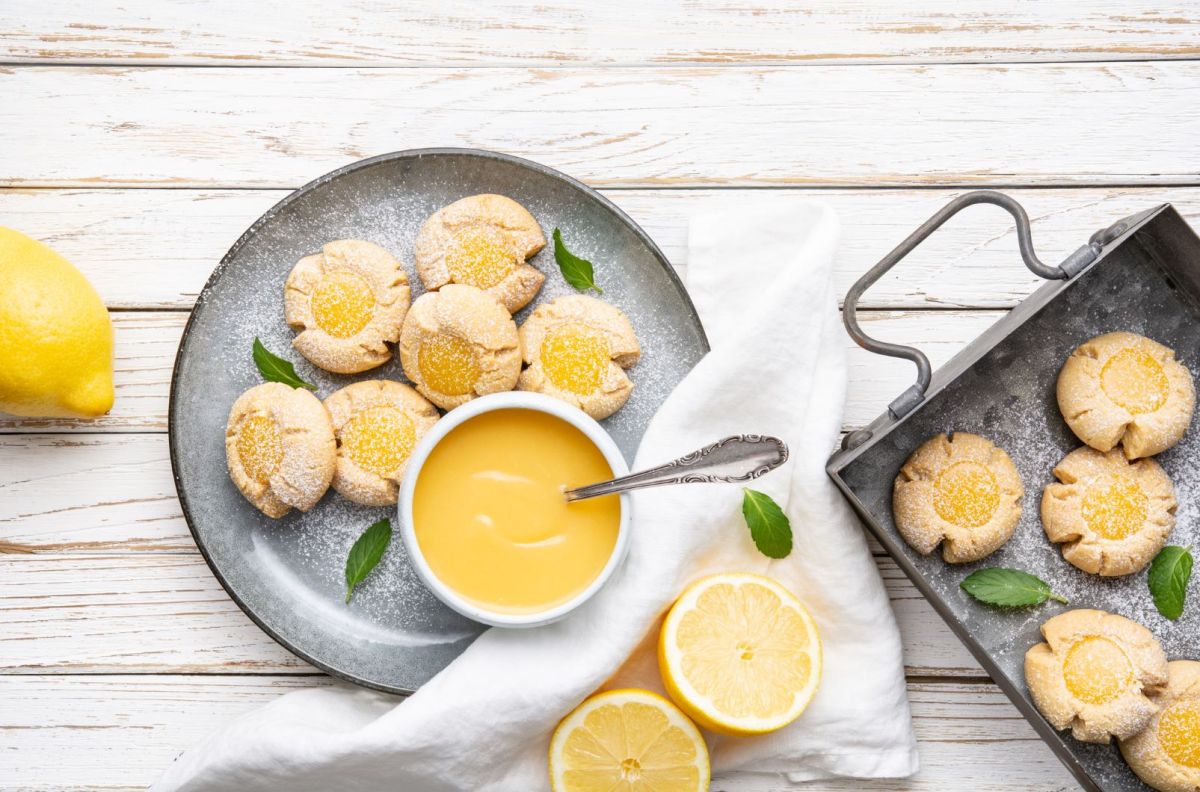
left=0, top=227, right=114, bottom=418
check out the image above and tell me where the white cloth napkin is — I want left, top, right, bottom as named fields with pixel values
left=155, top=199, right=918, bottom=792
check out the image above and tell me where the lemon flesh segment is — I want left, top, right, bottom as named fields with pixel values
left=549, top=689, right=709, bottom=792
left=1101, top=348, right=1168, bottom=415
left=1158, top=701, right=1200, bottom=768
left=1063, top=636, right=1134, bottom=705
left=446, top=228, right=516, bottom=290
left=311, top=270, right=375, bottom=339
left=542, top=324, right=610, bottom=396
left=660, top=573, right=822, bottom=736
left=933, top=461, right=1000, bottom=529
left=0, top=227, right=114, bottom=418
left=342, top=406, right=415, bottom=478
left=418, top=334, right=481, bottom=396
left=1081, top=476, right=1148, bottom=541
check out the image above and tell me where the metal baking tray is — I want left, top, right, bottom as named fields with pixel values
left=826, top=192, right=1200, bottom=792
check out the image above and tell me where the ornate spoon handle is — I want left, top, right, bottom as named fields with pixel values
left=565, top=435, right=788, bottom=502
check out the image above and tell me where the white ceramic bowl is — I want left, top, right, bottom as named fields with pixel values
left=398, top=392, right=631, bottom=628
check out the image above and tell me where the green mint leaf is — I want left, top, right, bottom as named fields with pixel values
left=741, top=488, right=792, bottom=559
left=344, top=518, right=393, bottom=603
left=1148, top=545, right=1193, bottom=621
left=961, top=567, right=1068, bottom=608
left=252, top=337, right=316, bottom=391
left=552, top=228, right=602, bottom=294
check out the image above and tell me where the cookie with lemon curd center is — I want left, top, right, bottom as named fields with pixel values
left=323, top=380, right=439, bottom=507
left=1025, top=609, right=1168, bottom=745
left=415, top=193, right=547, bottom=313
left=549, top=688, right=709, bottom=792
left=518, top=295, right=640, bottom=420
left=1041, top=447, right=1176, bottom=577
left=892, top=432, right=1023, bottom=564
left=398, top=284, right=521, bottom=411
left=658, top=573, right=822, bottom=736
left=1120, top=660, right=1200, bottom=792
left=225, top=382, right=336, bottom=519
left=284, top=239, right=410, bottom=374
left=1057, top=331, right=1195, bottom=459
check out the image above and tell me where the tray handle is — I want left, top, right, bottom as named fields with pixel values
left=843, top=190, right=1100, bottom=423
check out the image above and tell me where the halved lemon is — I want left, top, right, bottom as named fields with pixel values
left=659, top=573, right=823, bottom=736
left=549, top=688, right=710, bottom=792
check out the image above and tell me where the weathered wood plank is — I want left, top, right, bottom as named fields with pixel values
left=0, top=309, right=1003, bottom=433
left=0, top=675, right=1076, bottom=791
left=0, top=551, right=980, bottom=677
left=3, top=186, right=1195, bottom=310
left=3, top=63, right=1197, bottom=188
left=1, top=0, right=1195, bottom=66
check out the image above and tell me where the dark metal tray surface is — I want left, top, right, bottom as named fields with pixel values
left=827, top=193, right=1200, bottom=792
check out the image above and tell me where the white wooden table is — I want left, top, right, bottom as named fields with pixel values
left=1, top=3, right=1197, bottom=789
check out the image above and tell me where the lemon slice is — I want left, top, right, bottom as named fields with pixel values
left=659, top=573, right=822, bottom=736
left=549, top=688, right=710, bottom=792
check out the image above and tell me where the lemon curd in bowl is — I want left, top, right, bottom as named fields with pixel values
left=401, top=393, right=629, bottom=627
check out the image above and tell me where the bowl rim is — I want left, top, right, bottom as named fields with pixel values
left=398, top=391, right=631, bottom=628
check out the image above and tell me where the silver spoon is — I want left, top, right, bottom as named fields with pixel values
left=565, top=435, right=789, bottom=502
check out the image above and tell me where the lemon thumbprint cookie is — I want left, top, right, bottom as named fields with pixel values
left=225, top=383, right=335, bottom=518
left=399, top=284, right=521, bottom=410
left=1026, top=609, right=1168, bottom=744
left=892, top=432, right=1023, bottom=563
left=284, top=239, right=410, bottom=374
left=323, top=381, right=439, bottom=507
left=1120, top=660, right=1200, bottom=792
left=414, top=194, right=546, bottom=313
left=1058, top=332, right=1195, bottom=459
left=1042, top=447, right=1176, bottom=576
left=517, top=295, right=640, bottom=420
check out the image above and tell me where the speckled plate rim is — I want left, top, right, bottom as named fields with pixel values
left=167, top=147, right=709, bottom=694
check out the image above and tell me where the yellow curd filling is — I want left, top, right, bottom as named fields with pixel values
left=418, top=334, right=481, bottom=396
left=446, top=228, right=516, bottom=289
left=541, top=324, right=610, bottom=396
left=933, top=461, right=1000, bottom=528
left=236, top=415, right=283, bottom=484
left=1082, top=476, right=1148, bottom=541
left=1101, top=348, right=1168, bottom=414
left=1158, top=701, right=1200, bottom=768
left=1063, top=636, right=1134, bottom=705
left=412, top=409, right=619, bottom=614
left=311, top=270, right=374, bottom=339
left=341, top=406, right=415, bottom=478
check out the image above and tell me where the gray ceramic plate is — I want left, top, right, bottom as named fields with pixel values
left=169, top=149, right=709, bottom=694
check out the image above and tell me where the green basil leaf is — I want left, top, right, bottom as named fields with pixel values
left=741, top=488, right=792, bottom=559
left=252, top=337, right=316, bottom=391
left=1148, top=545, right=1193, bottom=621
left=961, top=568, right=1068, bottom=608
left=344, top=518, right=393, bottom=603
left=552, top=228, right=602, bottom=294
